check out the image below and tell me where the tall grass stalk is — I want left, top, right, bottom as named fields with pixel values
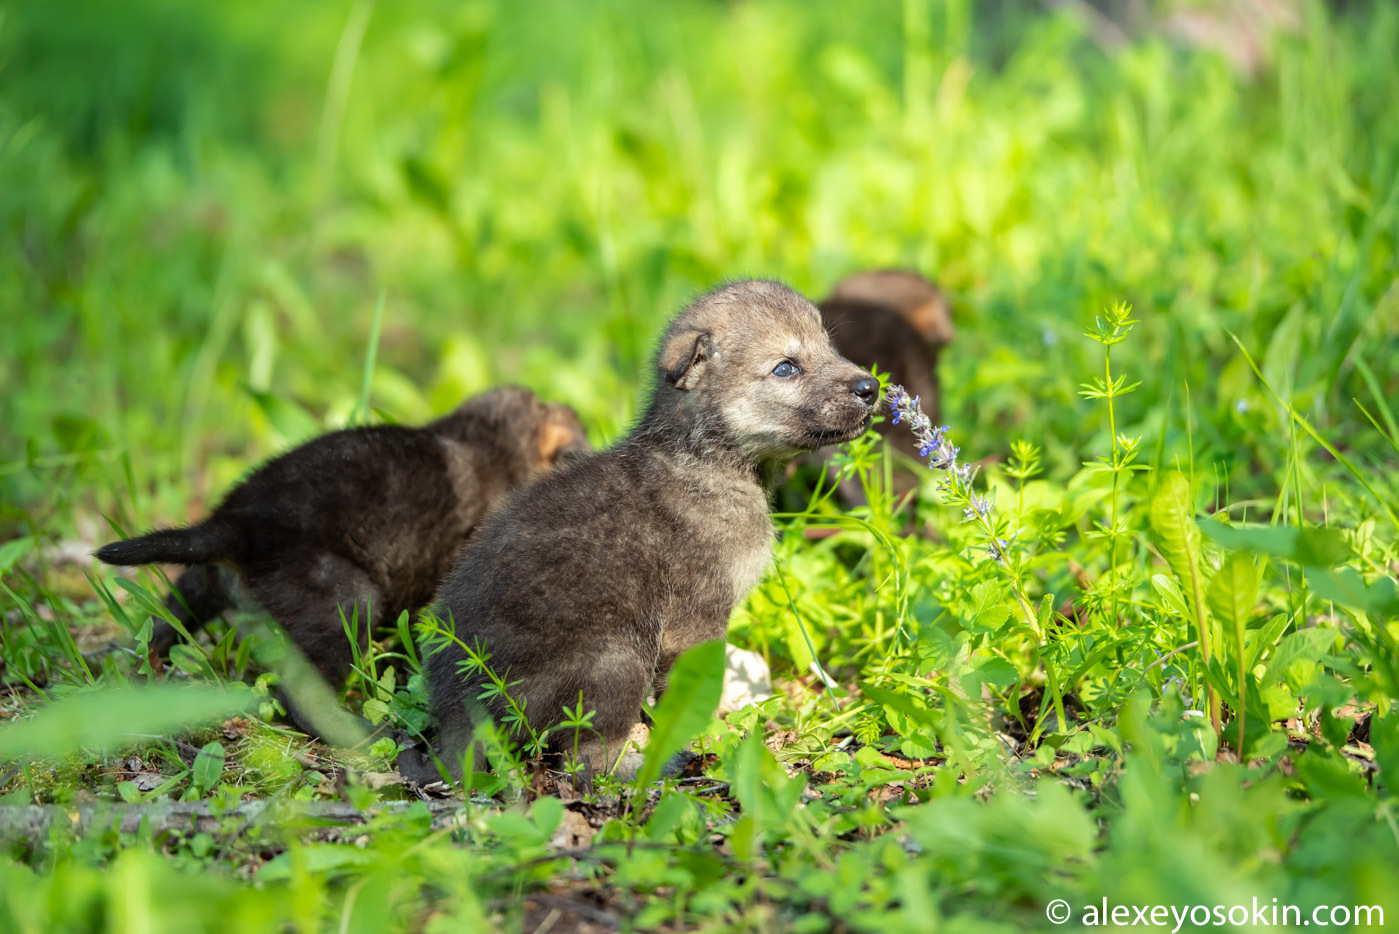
left=348, top=292, right=387, bottom=427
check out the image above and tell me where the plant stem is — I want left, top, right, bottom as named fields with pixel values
left=1106, top=343, right=1121, bottom=628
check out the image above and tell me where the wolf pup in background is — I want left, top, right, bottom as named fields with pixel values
left=97, top=386, right=588, bottom=738
left=817, top=269, right=953, bottom=504
left=428, top=281, right=878, bottom=780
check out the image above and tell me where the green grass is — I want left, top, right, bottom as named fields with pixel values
left=2, top=0, right=1398, bottom=930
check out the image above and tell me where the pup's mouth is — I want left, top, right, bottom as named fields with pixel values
left=802, top=410, right=875, bottom=449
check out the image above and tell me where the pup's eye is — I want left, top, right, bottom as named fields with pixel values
left=771, top=361, right=801, bottom=379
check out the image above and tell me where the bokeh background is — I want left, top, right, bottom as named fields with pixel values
left=4, top=0, right=1395, bottom=539
left=3, top=3, right=1399, bottom=928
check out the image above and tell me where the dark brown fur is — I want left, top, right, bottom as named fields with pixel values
left=96, top=387, right=588, bottom=734
left=817, top=269, right=953, bottom=499
left=428, top=281, right=878, bottom=777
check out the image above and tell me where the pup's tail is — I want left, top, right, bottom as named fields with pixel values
left=95, top=522, right=237, bottom=567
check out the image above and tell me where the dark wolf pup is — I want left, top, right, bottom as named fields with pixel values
left=817, top=269, right=953, bottom=500
left=97, top=386, right=588, bottom=735
left=428, top=281, right=878, bottom=778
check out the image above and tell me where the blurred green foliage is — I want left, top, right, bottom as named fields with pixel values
left=2, top=0, right=1398, bottom=930
left=4, top=0, right=1394, bottom=523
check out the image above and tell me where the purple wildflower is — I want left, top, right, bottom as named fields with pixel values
left=886, top=384, right=968, bottom=491
left=886, top=385, right=960, bottom=478
left=963, top=492, right=994, bottom=522
left=886, top=383, right=1008, bottom=564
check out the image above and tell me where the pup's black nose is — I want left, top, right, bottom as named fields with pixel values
left=851, top=376, right=879, bottom=405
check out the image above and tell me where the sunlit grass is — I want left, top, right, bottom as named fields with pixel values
left=1, top=0, right=1397, bottom=930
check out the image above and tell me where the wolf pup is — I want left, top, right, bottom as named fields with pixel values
left=428, top=281, right=878, bottom=778
left=97, top=386, right=588, bottom=736
left=817, top=269, right=953, bottom=500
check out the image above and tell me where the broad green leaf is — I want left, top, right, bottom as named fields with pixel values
left=1176, top=717, right=1218, bottom=762
left=645, top=793, right=697, bottom=843
left=810, top=750, right=851, bottom=773
left=635, top=640, right=725, bottom=787
left=964, top=580, right=1011, bottom=634
left=1304, top=566, right=1399, bottom=616
left=0, top=684, right=253, bottom=760
left=1207, top=552, right=1259, bottom=670
left=727, top=814, right=757, bottom=863
left=725, top=727, right=804, bottom=837
left=1149, top=472, right=1204, bottom=598
left=899, top=733, right=937, bottom=760
left=1205, top=554, right=1258, bottom=633
left=1200, top=522, right=1349, bottom=566
left=1263, top=684, right=1299, bottom=720
left=1372, top=712, right=1399, bottom=792
left=1262, top=627, right=1337, bottom=686
left=1149, top=473, right=1214, bottom=664
left=1151, top=472, right=1218, bottom=728
left=258, top=845, right=374, bottom=883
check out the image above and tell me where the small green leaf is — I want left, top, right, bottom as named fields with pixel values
left=863, top=682, right=935, bottom=729
left=1151, top=574, right=1189, bottom=620
left=1247, top=612, right=1294, bottom=670
left=635, top=640, right=725, bottom=786
left=169, top=644, right=214, bottom=678
left=528, top=795, right=563, bottom=838
left=960, top=656, right=1018, bottom=696
left=0, top=537, right=34, bottom=576
left=192, top=741, right=226, bottom=792
left=728, top=814, right=756, bottom=863
left=362, top=698, right=390, bottom=725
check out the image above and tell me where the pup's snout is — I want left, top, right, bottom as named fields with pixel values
left=851, top=375, right=879, bottom=406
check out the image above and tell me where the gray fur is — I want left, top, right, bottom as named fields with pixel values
left=427, top=281, right=877, bottom=778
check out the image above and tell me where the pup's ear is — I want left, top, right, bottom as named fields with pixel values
left=536, top=408, right=590, bottom=465
left=659, top=329, right=713, bottom=390
left=906, top=291, right=954, bottom=347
